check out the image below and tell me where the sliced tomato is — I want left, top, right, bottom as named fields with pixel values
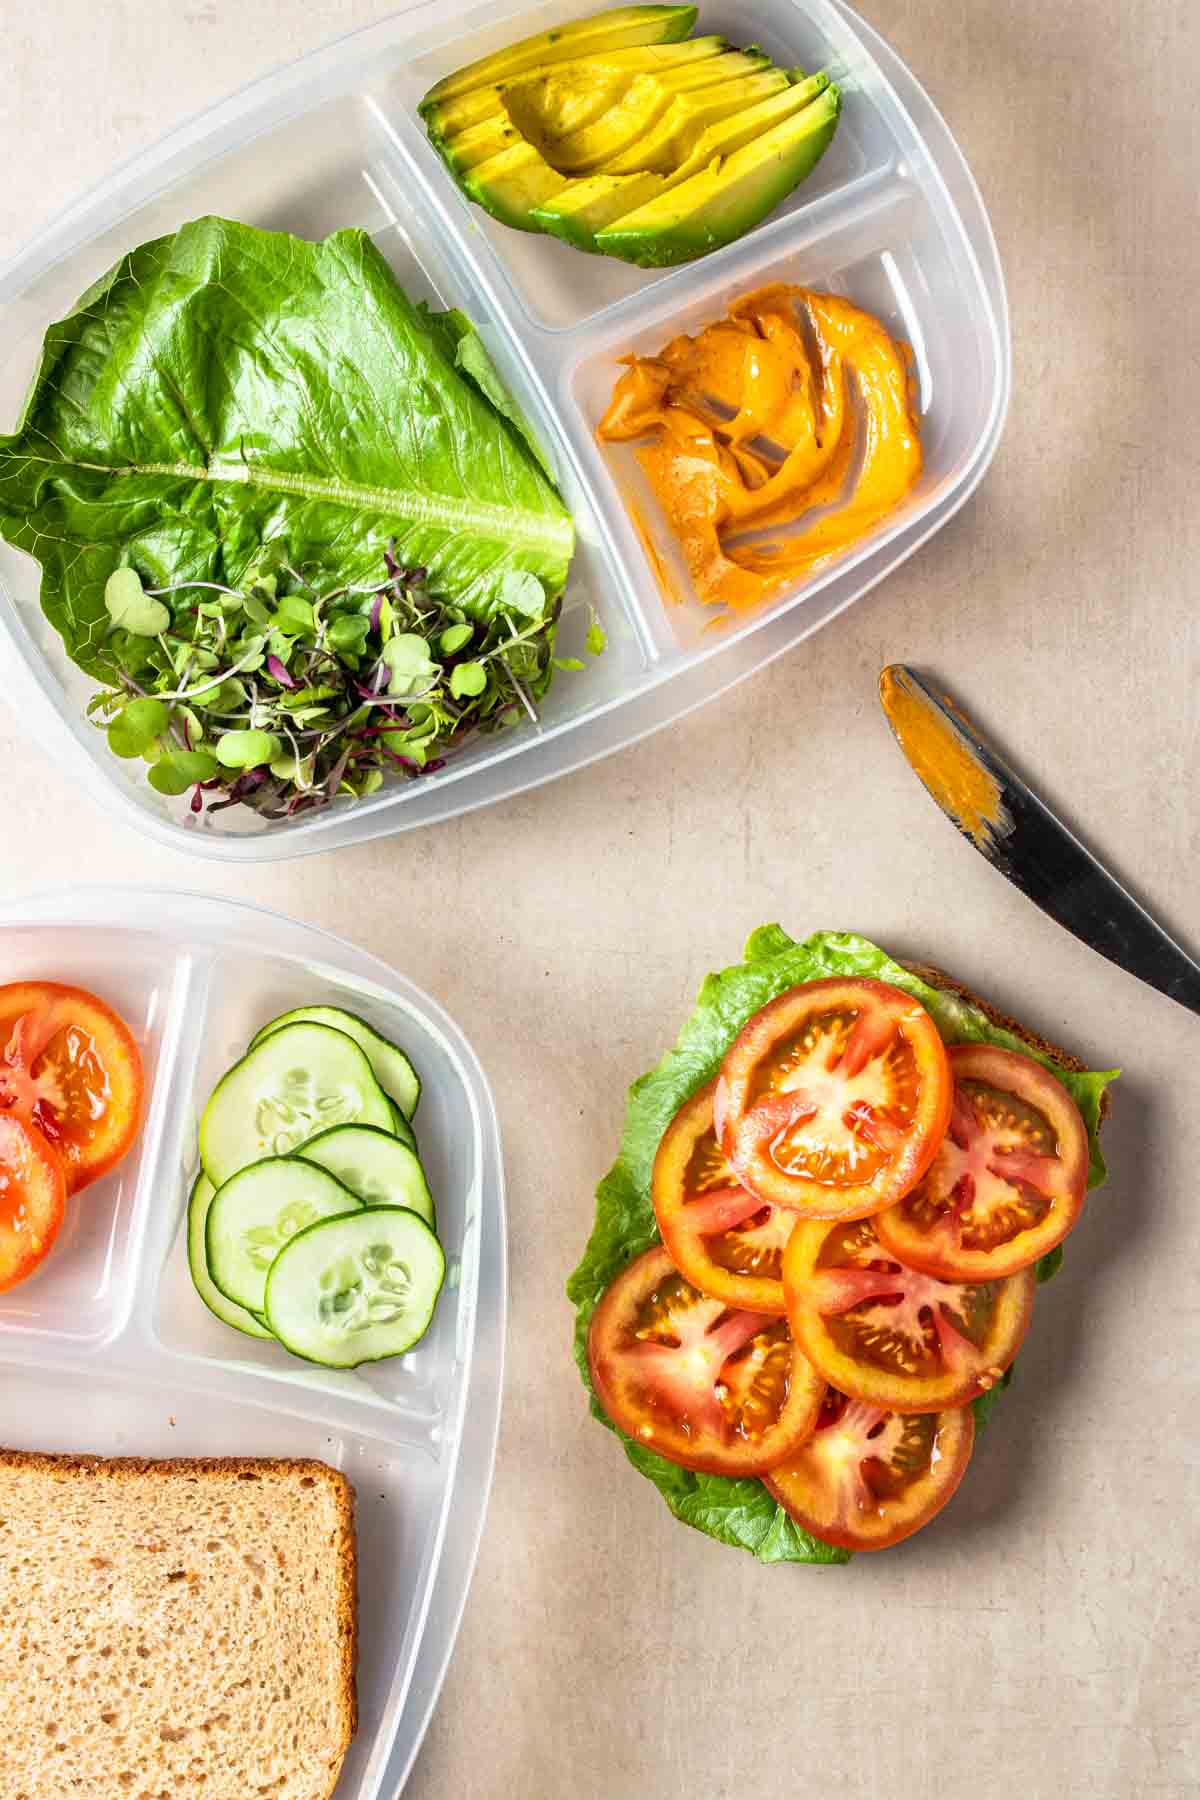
left=766, top=1388, right=974, bottom=1551
left=0, top=1113, right=67, bottom=1291
left=588, top=1244, right=825, bottom=1476
left=714, top=978, right=952, bottom=1221
left=874, top=1044, right=1090, bottom=1280
left=652, top=1080, right=795, bottom=1315
left=0, top=982, right=144, bottom=1193
left=783, top=1214, right=1035, bottom=1412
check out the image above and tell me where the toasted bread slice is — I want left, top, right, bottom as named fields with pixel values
left=0, top=1452, right=356, bottom=1800
left=904, top=961, right=1110, bottom=1126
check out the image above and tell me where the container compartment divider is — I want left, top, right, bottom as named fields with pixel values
left=118, top=946, right=216, bottom=1343
left=362, top=93, right=668, bottom=670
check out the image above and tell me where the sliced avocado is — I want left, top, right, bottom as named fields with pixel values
left=596, top=84, right=842, bottom=266
left=512, top=71, right=679, bottom=176
left=426, top=85, right=507, bottom=146
left=531, top=72, right=830, bottom=251
left=464, top=142, right=570, bottom=232
left=425, top=35, right=730, bottom=146
left=419, top=5, right=699, bottom=110
left=600, top=67, right=794, bottom=175
left=649, top=45, right=771, bottom=89
left=531, top=169, right=671, bottom=250
left=430, top=70, right=621, bottom=155
left=535, top=49, right=773, bottom=175
left=441, top=114, right=523, bottom=176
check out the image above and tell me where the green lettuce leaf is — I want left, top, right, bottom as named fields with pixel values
left=0, top=217, right=574, bottom=677
left=567, top=927, right=1118, bottom=1565
left=416, top=303, right=557, bottom=482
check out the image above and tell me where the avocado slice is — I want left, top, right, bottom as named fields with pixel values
left=600, top=67, right=794, bottom=175
left=535, top=49, right=773, bottom=175
left=459, top=52, right=796, bottom=234
left=517, top=71, right=674, bottom=175
left=419, top=5, right=699, bottom=110
left=531, top=170, right=672, bottom=251
left=596, top=84, right=842, bottom=267
left=424, top=35, right=730, bottom=146
left=426, top=85, right=509, bottom=146
left=441, top=115, right=523, bottom=177
left=531, top=73, right=830, bottom=252
left=463, top=142, right=571, bottom=232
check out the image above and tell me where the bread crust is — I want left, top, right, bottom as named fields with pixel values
left=902, top=961, right=1110, bottom=1124
left=0, top=1450, right=358, bottom=1797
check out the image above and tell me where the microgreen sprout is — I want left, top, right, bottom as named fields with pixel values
left=87, top=544, right=598, bottom=823
left=104, top=568, right=169, bottom=636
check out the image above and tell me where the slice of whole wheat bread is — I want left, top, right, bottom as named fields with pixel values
left=903, top=961, right=1110, bottom=1127
left=0, top=1452, right=356, bottom=1800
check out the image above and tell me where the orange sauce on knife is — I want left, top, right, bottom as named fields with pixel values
left=879, top=667, right=1010, bottom=850
left=598, top=284, right=923, bottom=612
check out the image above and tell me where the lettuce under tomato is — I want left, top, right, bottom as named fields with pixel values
left=567, top=927, right=1118, bottom=1565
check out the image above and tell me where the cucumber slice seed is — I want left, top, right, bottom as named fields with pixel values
left=249, top=1006, right=421, bottom=1119
left=297, top=1124, right=435, bottom=1228
left=265, top=1206, right=445, bottom=1368
left=206, top=1157, right=363, bottom=1316
left=186, top=1173, right=274, bottom=1341
left=200, top=1022, right=394, bottom=1187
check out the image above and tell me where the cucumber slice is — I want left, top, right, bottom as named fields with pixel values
left=297, top=1125, right=435, bottom=1228
left=187, top=1173, right=274, bottom=1341
left=265, top=1206, right=445, bottom=1368
left=387, top=1099, right=418, bottom=1152
left=201, top=1022, right=393, bottom=1186
left=249, top=1006, right=420, bottom=1119
left=207, top=1158, right=363, bottom=1315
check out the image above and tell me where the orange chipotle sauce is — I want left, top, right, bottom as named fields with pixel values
left=878, top=666, right=1010, bottom=851
left=597, top=284, right=924, bottom=612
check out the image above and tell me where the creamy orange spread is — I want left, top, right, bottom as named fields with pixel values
left=879, top=667, right=1009, bottom=849
left=598, top=284, right=923, bottom=611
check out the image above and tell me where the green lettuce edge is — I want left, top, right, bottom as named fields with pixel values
left=567, top=926, right=1118, bottom=1566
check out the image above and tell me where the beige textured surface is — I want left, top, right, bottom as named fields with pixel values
left=1, top=3, right=1198, bottom=1797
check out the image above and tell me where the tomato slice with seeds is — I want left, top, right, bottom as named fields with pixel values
left=715, top=978, right=952, bottom=1221
left=783, top=1214, right=1035, bottom=1412
left=0, top=982, right=144, bottom=1194
left=588, top=1244, right=825, bottom=1476
left=874, top=1044, right=1089, bottom=1281
left=765, top=1387, right=974, bottom=1551
left=652, top=1080, right=795, bottom=1315
left=0, top=1113, right=67, bottom=1291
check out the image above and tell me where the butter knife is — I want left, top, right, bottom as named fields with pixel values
left=879, top=663, right=1200, bottom=1016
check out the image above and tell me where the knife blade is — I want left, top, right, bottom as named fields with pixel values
left=879, top=663, right=1200, bottom=1017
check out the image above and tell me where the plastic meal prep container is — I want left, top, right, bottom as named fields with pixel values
left=0, top=0, right=1009, bottom=863
left=0, top=886, right=506, bottom=1800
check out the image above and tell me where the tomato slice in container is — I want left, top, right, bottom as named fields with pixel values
left=652, top=1080, right=795, bottom=1315
left=0, top=982, right=144, bottom=1193
left=765, top=1388, right=975, bottom=1552
left=783, top=1215, right=1035, bottom=1412
left=0, top=1113, right=67, bottom=1291
left=874, top=1044, right=1089, bottom=1280
left=588, top=1245, right=824, bottom=1476
left=715, top=978, right=952, bottom=1221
